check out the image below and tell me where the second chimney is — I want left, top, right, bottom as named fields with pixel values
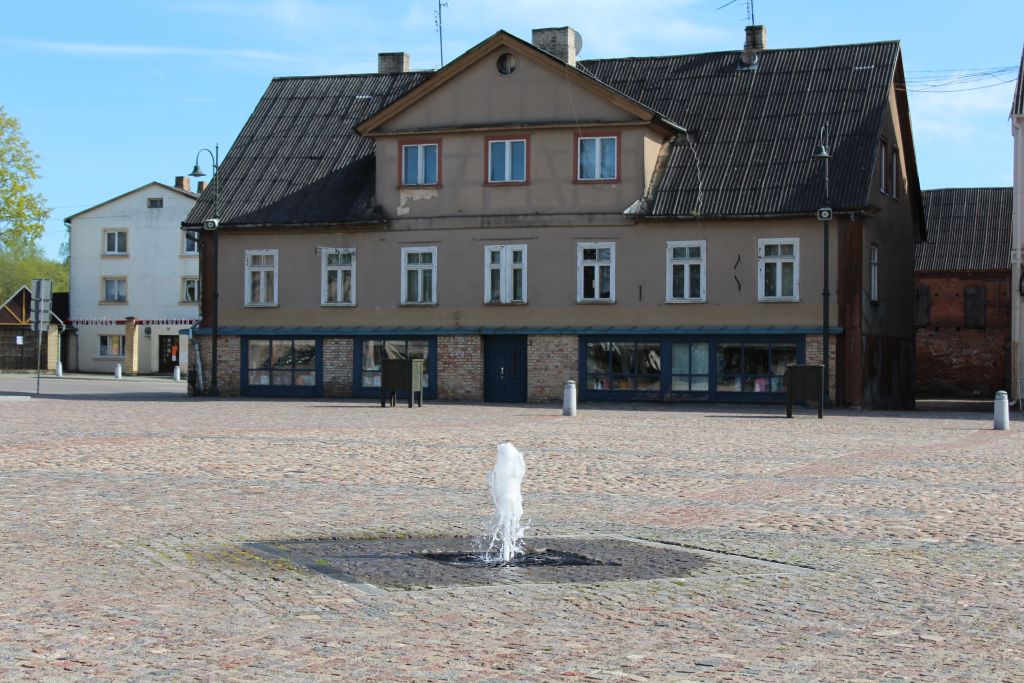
left=197, top=181, right=208, bottom=194
left=742, top=25, right=767, bottom=66
left=174, top=176, right=191, bottom=193
left=378, top=52, right=410, bottom=74
left=531, top=27, right=582, bottom=67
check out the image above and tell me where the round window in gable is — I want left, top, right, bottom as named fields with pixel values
left=496, top=53, right=518, bottom=75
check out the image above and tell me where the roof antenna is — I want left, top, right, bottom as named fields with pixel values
left=435, top=0, right=449, bottom=67
left=716, top=0, right=755, bottom=25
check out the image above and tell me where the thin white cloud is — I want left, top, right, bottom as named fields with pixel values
left=10, top=39, right=292, bottom=62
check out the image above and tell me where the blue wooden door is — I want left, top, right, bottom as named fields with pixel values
left=484, top=335, right=527, bottom=402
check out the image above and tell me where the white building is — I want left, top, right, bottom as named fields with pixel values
left=65, top=179, right=199, bottom=374
left=1013, top=47, right=1024, bottom=403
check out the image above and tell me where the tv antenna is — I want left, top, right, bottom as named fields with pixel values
left=717, top=0, right=755, bottom=25
left=435, top=0, right=449, bottom=66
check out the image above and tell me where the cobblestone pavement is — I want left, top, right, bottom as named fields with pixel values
left=1, top=374, right=1022, bottom=681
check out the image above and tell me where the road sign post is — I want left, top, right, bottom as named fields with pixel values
left=31, top=279, right=53, bottom=395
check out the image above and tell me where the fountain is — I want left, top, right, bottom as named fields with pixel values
left=486, top=442, right=526, bottom=563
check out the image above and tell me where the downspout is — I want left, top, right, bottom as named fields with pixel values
left=189, top=321, right=204, bottom=395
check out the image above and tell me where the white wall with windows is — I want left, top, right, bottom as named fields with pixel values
left=66, top=181, right=198, bottom=373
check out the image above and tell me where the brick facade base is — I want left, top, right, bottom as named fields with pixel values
left=191, top=335, right=241, bottom=396
left=323, top=338, right=354, bottom=397
left=437, top=335, right=483, bottom=401
left=804, top=334, right=838, bottom=404
left=527, top=335, right=578, bottom=402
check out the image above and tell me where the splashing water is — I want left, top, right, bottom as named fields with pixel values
left=486, top=442, right=526, bottom=563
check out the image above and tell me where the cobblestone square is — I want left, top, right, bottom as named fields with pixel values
left=1, top=374, right=1022, bottom=680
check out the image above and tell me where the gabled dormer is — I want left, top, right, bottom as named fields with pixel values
left=356, top=29, right=683, bottom=221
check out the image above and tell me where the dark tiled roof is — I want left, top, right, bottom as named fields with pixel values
left=1014, top=45, right=1024, bottom=117
left=915, top=188, right=1012, bottom=272
left=184, top=72, right=430, bottom=227
left=581, top=42, right=901, bottom=217
left=191, top=38, right=906, bottom=226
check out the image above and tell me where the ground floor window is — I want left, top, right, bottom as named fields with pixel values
left=716, top=342, right=797, bottom=393
left=246, top=338, right=318, bottom=389
left=358, top=338, right=432, bottom=390
left=580, top=336, right=802, bottom=401
left=99, top=335, right=126, bottom=357
left=585, top=341, right=660, bottom=392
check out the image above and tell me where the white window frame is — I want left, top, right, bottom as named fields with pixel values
left=401, top=143, right=439, bottom=186
left=401, top=246, right=437, bottom=305
left=757, top=238, right=800, bottom=302
left=320, top=247, right=356, bottom=306
left=869, top=244, right=879, bottom=303
left=103, top=229, right=128, bottom=256
left=181, top=277, right=199, bottom=304
left=183, top=230, right=199, bottom=255
left=484, top=244, right=528, bottom=304
left=488, top=139, right=527, bottom=183
left=665, top=240, right=707, bottom=303
left=99, top=335, right=126, bottom=358
left=577, top=135, right=618, bottom=181
left=577, top=241, right=616, bottom=303
left=244, top=249, right=279, bottom=307
left=102, top=277, right=127, bottom=303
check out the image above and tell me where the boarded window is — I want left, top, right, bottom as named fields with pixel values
left=964, top=286, right=985, bottom=328
left=914, top=286, right=930, bottom=327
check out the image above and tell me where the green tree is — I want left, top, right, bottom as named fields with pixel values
left=1, top=105, right=50, bottom=248
left=0, top=240, right=68, bottom=303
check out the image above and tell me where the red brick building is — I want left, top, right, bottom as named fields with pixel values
left=915, top=188, right=1013, bottom=397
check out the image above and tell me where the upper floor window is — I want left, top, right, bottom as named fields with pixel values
left=401, top=246, right=436, bottom=305
left=102, top=277, right=127, bottom=303
left=484, top=244, right=527, bottom=304
left=183, top=230, right=199, bottom=254
left=487, top=137, right=528, bottom=184
left=666, top=240, right=706, bottom=303
left=104, top=230, right=127, bottom=256
left=879, top=139, right=898, bottom=197
left=758, top=238, right=799, bottom=301
left=869, top=244, right=879, bottom=302
left=577, top=133, right=618, bottom=181
left=321, top=248, right=356, bottom=306
left=147, top=197, right=163, bottom=209
left=577, top=242, right=615, bottom=303
left=890, top=147, right=900, bottom=199
left=401, top=141, right=440, bottom=187
left=245, top=249, right=278, bottom=306
left=964, top=285, right=986, bottom=328
left=182, top=277, right=199, bottom=303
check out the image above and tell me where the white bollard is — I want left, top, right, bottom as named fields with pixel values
left=173, top=366, right=181, bottom=382
left=562, top=380, right=577, bottom=417
left=994, top=390, right=1010, bottom=430
left=114, top=364, right=122, bottom=380
left=55, top=362, right=62, bottom=377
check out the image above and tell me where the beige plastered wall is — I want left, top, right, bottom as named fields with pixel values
left=213, top=215, right=837, bottom=332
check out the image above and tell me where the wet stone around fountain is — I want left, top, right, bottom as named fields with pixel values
left=247, top=536, right=709, bottom=591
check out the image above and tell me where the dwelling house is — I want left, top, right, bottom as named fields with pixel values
left=915, top=188, right=1013, bottom=397
left=65, top=179, right=199, bottom=374
left=184, top=27, right=922, bottom=407
left=1011, top=46, right=1024, bottom=402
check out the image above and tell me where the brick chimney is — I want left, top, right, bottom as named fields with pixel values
left=531, top=27, right=582, bottom=67
left=742, top=25, right=767, bottom=66
left=378, top=52, right=410, bottom=73
left=197, top=181, right=208, bottom=194
left=174, top=176, right=191, bottom=192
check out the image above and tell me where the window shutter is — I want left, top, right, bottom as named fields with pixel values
left=964, top=286, right=985, bottom=328
left=915, top=286, right=930, bottom=327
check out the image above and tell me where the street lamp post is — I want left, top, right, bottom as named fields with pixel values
left=190, top=145, right=220, bottom=396
left=812, top=125, right=832, bottom=409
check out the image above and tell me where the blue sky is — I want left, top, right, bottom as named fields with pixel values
left=2, top=0, right=1022, bottom=259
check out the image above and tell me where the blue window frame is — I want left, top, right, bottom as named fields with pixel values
left=241, top=337, right=322, bottom=397
left=579, top=336, right=803, bottom=403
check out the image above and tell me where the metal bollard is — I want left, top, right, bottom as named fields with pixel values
left=994, top=390, right=1010, bottom=430
left=114, top=364, right=122, bottom=380
left=563, top=380, right=577, bottom=417
left=173, top=366, right=181, bottom=382
left=55, top=362, right=62, bottom=377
